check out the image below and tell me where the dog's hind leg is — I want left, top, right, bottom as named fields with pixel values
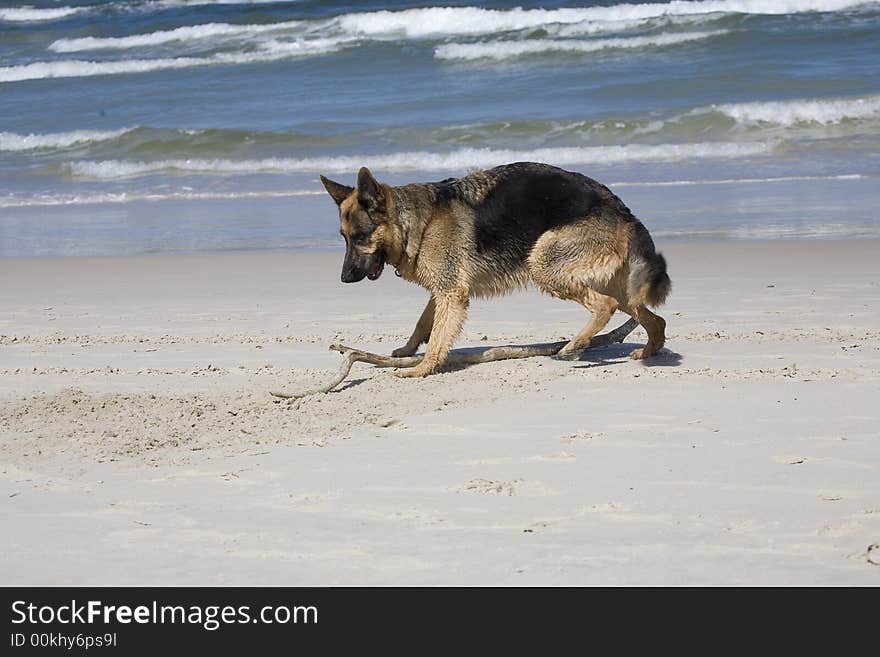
left=553, top=289, right=619, bottom=360
left=394, top=289, right=468, bottom=377
left=392, top=296, right=435, bottom=357
left=528, top=222, right=626, bottom=359
left=627, top=305, right=666, bottom=360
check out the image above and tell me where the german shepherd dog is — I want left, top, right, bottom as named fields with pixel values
left=320, top=162, right=670, bottom=378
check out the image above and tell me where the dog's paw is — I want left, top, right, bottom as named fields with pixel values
left=550, top=348, right=586, bottom=361
left=391, top=346, right=416, bottom=358
left=551, top=348, right=583, bottom=361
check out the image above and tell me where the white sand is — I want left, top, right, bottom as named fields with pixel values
left=1, top=240, right=878, bottom=584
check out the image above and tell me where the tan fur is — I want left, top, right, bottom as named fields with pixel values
left=524, top=219, right=667, bottom=360
left=391, top=297, right=435, bottom=357
left=395, top=288, right=469, bottom=377
left=555, top=289, right=619, bottom=358
left=629, top=306, right=666, bottom=359
left=528, top=219, right=630, bottom=299
left=339, top=194, right=358, bottom=221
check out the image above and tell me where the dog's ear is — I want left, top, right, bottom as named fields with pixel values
left=357, top=166, right=385, bottom=214
left=320, top=175, right=354, bottom=206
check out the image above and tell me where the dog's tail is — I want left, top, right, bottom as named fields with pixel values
left=627, top=223, right=671, bottom=308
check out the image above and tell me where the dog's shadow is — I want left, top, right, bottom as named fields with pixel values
left=572, top=342, right=683, bottom=369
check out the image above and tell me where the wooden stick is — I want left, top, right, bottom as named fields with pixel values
left=270, top=317, right=639, bottom=399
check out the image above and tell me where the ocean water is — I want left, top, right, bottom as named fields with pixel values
left=1, top=0, right=879, bottom=256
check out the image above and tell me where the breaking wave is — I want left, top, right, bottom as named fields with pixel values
left=0, top=128, right=135, bottom=152
left=65, top=142, right=774, bottom=179
left=0, top=188, right=323, bottom=209
left=0, top=6, right=86, bottom=22
left=611, top=173, right=865, bottom=187
left=712, top=94, right=880, bottom=125
left=5, top=1, right=873, bottom=85
left=49, top=20, right=304, bottom=53
left=0, top=38, right=353, bottom=83
left=332, top=1, right=876, bottom=39
left=4, top=175, right=866, bottom=209
left=7, top=0, right=872, bottom=29
left=42, top=0, right=880, bottom=57
left=435, top=30, right=727, bottom=61
left=153, top=0, right=301, bottom=6
left=4, top=94, right=874, bottom=157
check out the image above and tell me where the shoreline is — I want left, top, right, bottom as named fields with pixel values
left=0, top=234, right=878, bottom=261
left=2, top=173, right=878, bottom=257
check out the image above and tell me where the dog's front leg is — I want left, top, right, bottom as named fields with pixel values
left=391, top=296, right=435, bottom=357
left=394, top=289, right=468, bottom=378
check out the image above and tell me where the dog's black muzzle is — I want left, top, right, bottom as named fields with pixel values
left=341, top=249, right=385, bottom=283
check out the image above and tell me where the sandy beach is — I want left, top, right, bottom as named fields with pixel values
left=1, top=239, right=878, bottom=585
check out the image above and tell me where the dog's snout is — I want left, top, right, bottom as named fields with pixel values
left=341, top=267, right=366, bottom=283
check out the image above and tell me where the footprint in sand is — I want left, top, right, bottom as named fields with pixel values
left=455, top=478, right=559, bottom=497
left=560, top=432, right=605, bottom=444
left=530, top=452, right=576, bottom=462
left=458, top=478, right=521, bottom=496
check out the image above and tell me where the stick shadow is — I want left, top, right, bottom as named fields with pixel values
left=336, top=377, right=370, bottom=392
left=361, top=341, right=682, bottom=375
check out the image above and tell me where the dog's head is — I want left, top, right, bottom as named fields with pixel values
left=321, top=167, right=391, bottom=283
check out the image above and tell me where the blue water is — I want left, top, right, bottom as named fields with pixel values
left=1, top=0, right=879, bottom=256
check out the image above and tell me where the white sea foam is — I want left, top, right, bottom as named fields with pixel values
left=0, top=6, right=85, bottom=22
left=154, top=0, right=301, bottom=6
left=0, top=189, right=323, bottom=209
left=435, top=30, right=726, bottom=61
left=6, top=0, right=872, bottom=32
left=654, top=221, right=880, bottom=240
left=333, top=1, right=875, bottom=39
left=335, top=7, right=628, bottom=38
left=550, top=17, right=677, bottom=37
left=95, top=0, right=867, bottom=49
left=50, top=20, right=304, bottom=53
left=0, top=38, right=352, bottom=83
left=21, top=1, right=877, bottom=84
left=0, top=128, right=135, bottom=152
left=45, top=14, right=656, bottom=57
left=66, top=142, right=774, bottom=179
left=728, top=222, right=874, bottom=239
left=3, top=175, right=866, bottom=209
left=610, top=174, right=865, bottom=187
left=0, top=1, right=297, bottom=25
left=44, top=8, right=718, bottom=56
left=713, top=95, right=880, bottom=125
